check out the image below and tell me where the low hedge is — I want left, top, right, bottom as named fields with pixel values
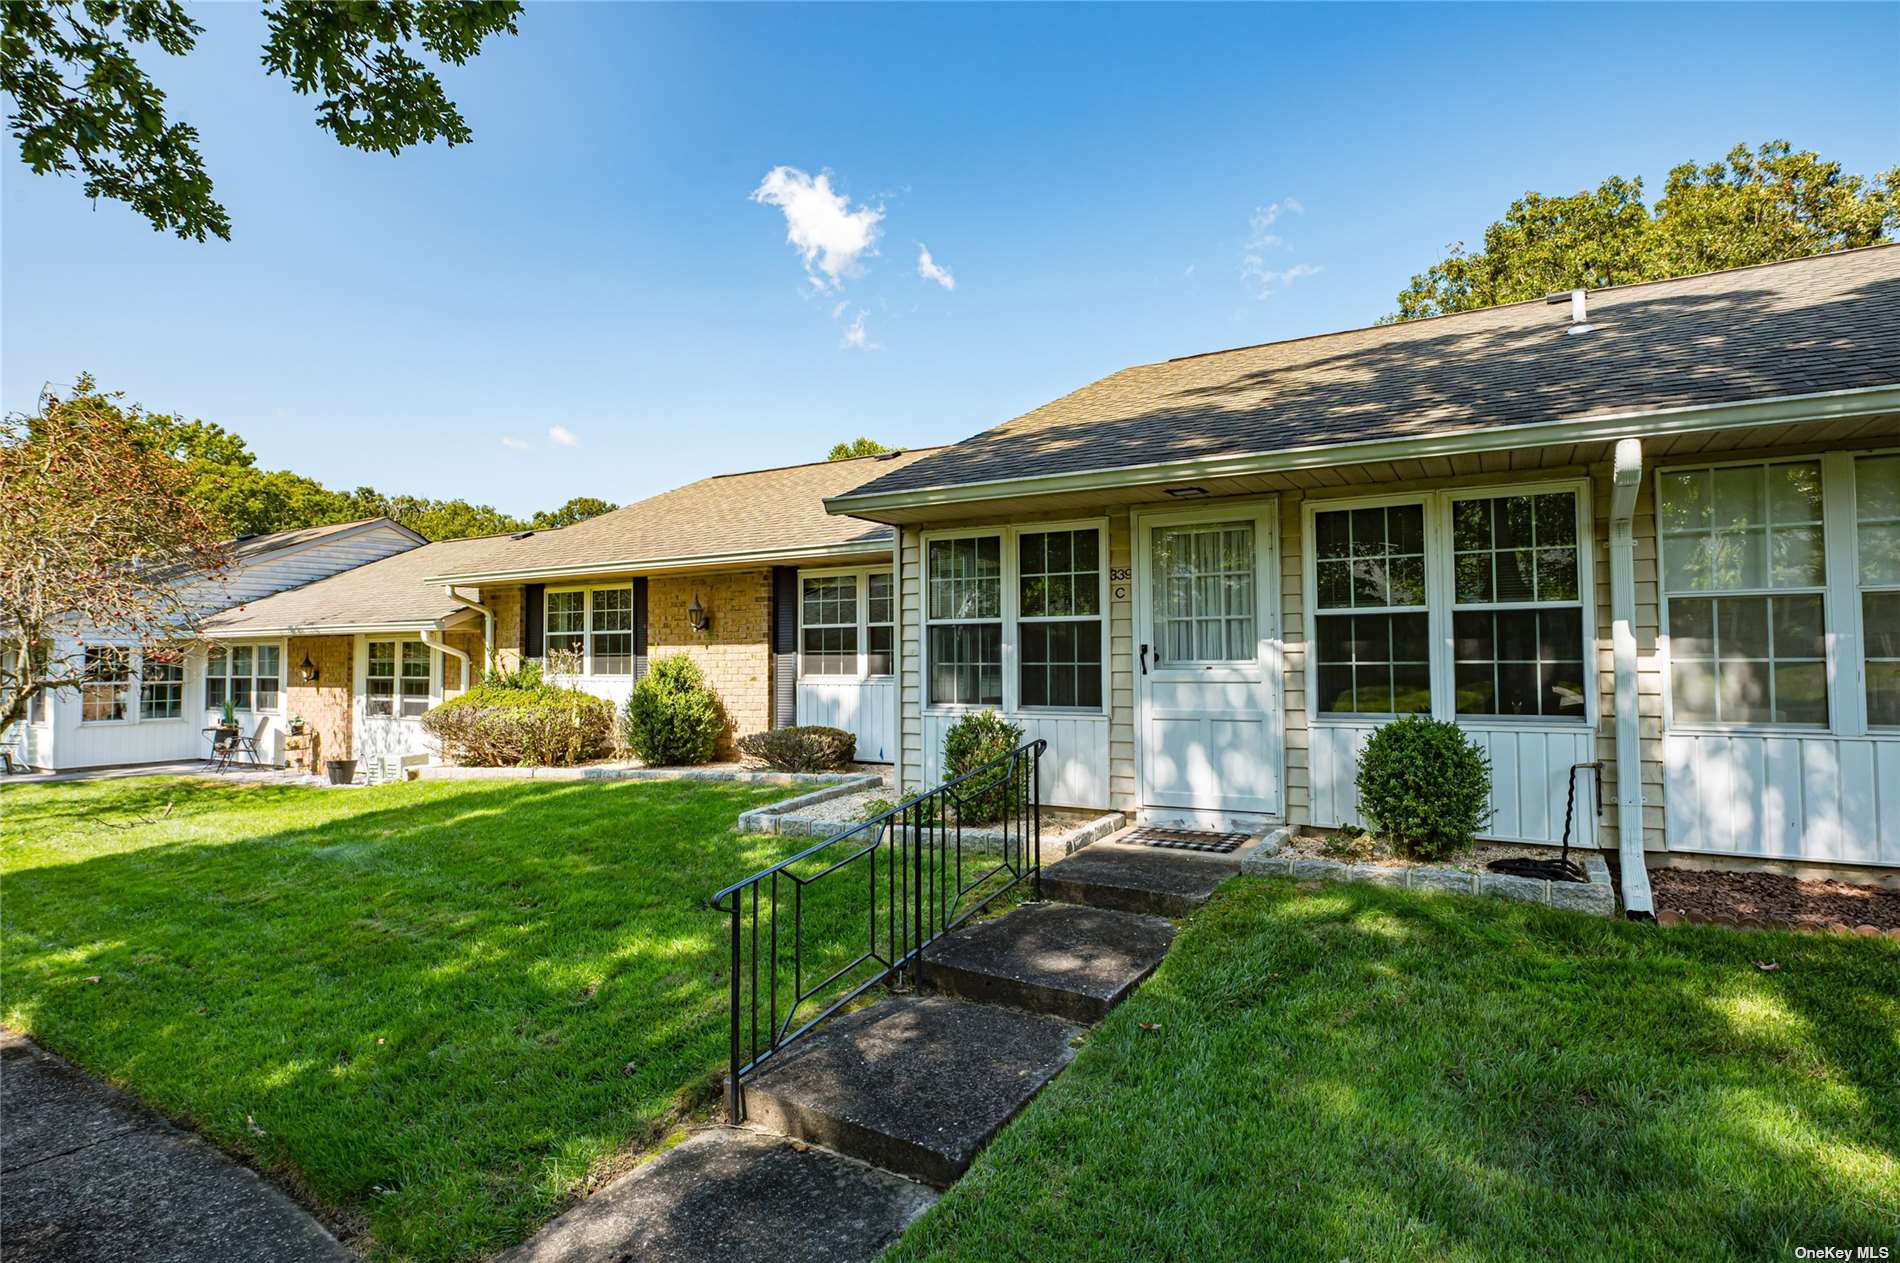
left=1354, top=714, right=1492, bottom=860
left=942, top=709, right=1028, bottom=824
left=422, top=666, right=616, bottom=767
left=735, top=725, right=856, bottom=772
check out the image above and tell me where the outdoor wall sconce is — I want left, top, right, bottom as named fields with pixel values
left=688, top=594, right=712, bottom=633
left=299, top=653, right=319, bottom=683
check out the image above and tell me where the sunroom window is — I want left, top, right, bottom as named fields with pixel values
left=544, top=591, right=586, bottom=672
left=81, top=646, right=130, bottom=722
left=1019, top=528, right=1103, bottom=708
left=205, top=643, right=280, bottom=712
left=801, top=575, right=859, bottom=676
left=1661, top=460, right=1827, bottom=725
left=866, top=572, right=894, bottom=676
left=139, top=645, right=185, bottom=720
left=1450, top=491, right=1587, bottom=719
left=1856, top=454, right=1900, bottom=727
left=926, top=536, right=1002, bottom=706
left=591, top=588, right=634, bottom=675
left=1313, top=504, right=1429, bottom=715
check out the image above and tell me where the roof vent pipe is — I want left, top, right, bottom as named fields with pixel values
left=1548, top=288, right=1592, bottom=335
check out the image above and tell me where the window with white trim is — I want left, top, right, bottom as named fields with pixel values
left=204, top=643, right=280, bottom=713
left=139, top=645, right=185, bottom=720
left=81, top=645, right=130, bottom=722
left=543, top=588, right=635, bottom=675
left=1450, top=491, right=1587, bottom=719
left=926, top=536, right=1003, bottom=706
left=866, top=572, right=894, bottom=676
left=591, top=588, right=633, bottom=674
left=1856, top=454, right=1900, bottom=728
left=801, top=575, right=859, bottom=676
left=545, top=591, right=586, bottom=669
left=1019, top=528, right=1103, bottom=708
left=367, top=640, right=430, bottom=718
left=1313, top=503, right=1429, bottom=716
left=1661, top=460, right=1827, bottom=726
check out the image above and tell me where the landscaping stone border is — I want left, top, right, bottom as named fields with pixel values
left=1243, top=832, right=1617, bottom=917
left=1656, top=909, right=1900, bottom=937
left=417, top=763, right=867, bottom=787
left=749, top=806, right=1125, bottom=857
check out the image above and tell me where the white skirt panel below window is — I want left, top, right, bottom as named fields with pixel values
left=797, top=678, right=896, bottom=763
left=919, top=711, right=1110, bottom=810
left=1663, top=732, right=1900, bottom=866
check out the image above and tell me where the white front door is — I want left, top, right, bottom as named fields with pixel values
left=1135, top=502, right=1282, bottom=825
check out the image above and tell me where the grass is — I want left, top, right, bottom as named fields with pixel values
left=889, top=876, right=1900, bottom=1263
left=0, top=774, right=877, bottom=1261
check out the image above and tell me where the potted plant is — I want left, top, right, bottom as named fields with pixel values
left=324, top=757, right=357, bottom=785
left=288, top=715, right=307, bottom=735
left=218, top=700, right=237, bottom=731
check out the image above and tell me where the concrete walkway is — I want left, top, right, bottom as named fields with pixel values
left=1, top=1030, right=349, bottom=1263
left=2, top=759, right=328, bottom=787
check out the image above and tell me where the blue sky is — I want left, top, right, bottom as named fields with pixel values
left=4, top=3, right=1896, bottom=517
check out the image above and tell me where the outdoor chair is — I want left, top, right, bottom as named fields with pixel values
left=232, top=716, right=272, bottom=769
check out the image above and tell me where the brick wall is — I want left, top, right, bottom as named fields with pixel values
left=285, top=635, right=354, bottom=761
left=649, top=569, right=774, bottom=754
left=485, top=586, right=523, bottom=672
left=442, top=629, right=484, bottom=693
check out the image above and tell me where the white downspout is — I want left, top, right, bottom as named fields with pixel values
left=1609, top=438, right=1653, bottom=917
left=446, top=587, right=495, bottom=673
left=422, top=628, right=472, bottom=698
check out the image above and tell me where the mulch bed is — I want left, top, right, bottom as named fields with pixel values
left=1650, top=866, right=1900, bottom=935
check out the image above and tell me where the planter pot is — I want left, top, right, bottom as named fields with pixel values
left=325, top=758, right=357, bottom=786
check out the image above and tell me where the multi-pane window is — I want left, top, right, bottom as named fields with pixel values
left=867, top=572, right=894, bottom=676
left=367, top=641, right=431, bottom=718
left=204, top=643, right=280, bottom=713
left=1152, top=523, right=1256, bottom=663
left=801, top=575, right=859, bottom=676
left=1019, top=528, right=1103, bottom=708
left=1450, top=491, right=1587, bottom=719
left=544, top=591, right=586, bottom=670
left=927, top=536, right=1003, bottom=706
left=1856, top=454, right=1900, bottom=727
left=139, top=646, right=185, bottom=720
left=591, top=588, right=633, bottom=674
left=81, top=646, right=130, bottom=722
left=1661, top=461, right=1827, bottom=725
left=1313, top=504, right=1428, bottom=715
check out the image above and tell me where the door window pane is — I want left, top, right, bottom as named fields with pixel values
left=1152, top=523, right=1255, bottom=663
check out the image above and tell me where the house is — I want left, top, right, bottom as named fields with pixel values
left=5, top=518, right=425, bottom=772
left=195, top=450, right=940, bottom=779
left=824, top=245, right=1900, bottom=912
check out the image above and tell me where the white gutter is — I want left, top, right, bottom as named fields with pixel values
left=823, top=383, right=1900, bottom=517
left=1608, top=438, right=1653, bottom=918
left=202, top=620, right=449, bottom=638
left=422, top=629, right=471, bottom=697
left=446, top=588, right=495, bottom=672
left=423, top=537, right=897, bottom=586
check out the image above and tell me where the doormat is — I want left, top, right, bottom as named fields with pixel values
left=1125, top=827, right=1250, bottom=854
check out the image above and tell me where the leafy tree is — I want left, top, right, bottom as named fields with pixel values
left=1392, top=142, right=1900, bottom=320
left=2, top=379, right=229, bottom=733
left=1, top=0, right=522, bottom=241
left=828, top=437, right=893, bottom=461
left=530, top=496, right=615, bottom=530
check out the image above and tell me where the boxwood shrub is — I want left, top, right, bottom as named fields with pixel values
left=941, top=709, right=1028, bottom=824
left=421, top=665, right=616, bottom=767
left=735, top=725, right=856, bottom=772
left=620, top=654, right=725, bottom=766
left=1353, top=714, right=1492, bottom=861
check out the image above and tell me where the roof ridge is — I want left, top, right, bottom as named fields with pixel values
left=705, top=446, right=949, bottom=480
left=1160, top=241, right=1900, bottom=366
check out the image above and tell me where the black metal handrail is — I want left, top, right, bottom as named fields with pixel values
left=710, top=738, right=1046, bottom=1122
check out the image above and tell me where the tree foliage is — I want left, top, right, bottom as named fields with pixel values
left=1, top=0, right=521, bottom=241
left=1, top=377, right=229, bottom=732
left=828, top=437, right=893, bottom=460
left=530, top=496, right=616, bottom=530
left=1392, top=142, right=1900, bottom=320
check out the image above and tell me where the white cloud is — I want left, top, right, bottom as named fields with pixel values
left=750, top=166, right=883, bottom=291
left=915, top=243, right=956, bottom=290
left=500, top=436, right=529, bottom=450
left=1241, top=198, right=1320, bottom=299
left=548, top=425, right=579, bottom=447
left=831, top=299, right=850, bottom=320
left=839, top=309, right=880, bottom=351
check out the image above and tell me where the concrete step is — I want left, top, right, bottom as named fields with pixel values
left=740, top=995, right=1083, bottom=1187
left=498, top=1127, right=934, bottom=1263
left=921, top=901, right=1176, bottom=1023
left=1039, top=837, right=1247, bottom=917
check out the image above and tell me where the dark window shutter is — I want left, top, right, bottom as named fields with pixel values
left=633, top=578, right=649, bottom=681
left=772, top=567, right=798, bottom=728
left=523, top=584, right=544, bottom=660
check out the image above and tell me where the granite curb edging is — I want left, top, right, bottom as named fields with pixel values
left=1243, top=841, right=1616, bottom=917
left=749, top=808, right=1126, bottom=857
left=417, top=764, right=862, bottom=787
left=1656, top=909, right=1900, bottom=937
left=731, top=776, right=889, bottom=833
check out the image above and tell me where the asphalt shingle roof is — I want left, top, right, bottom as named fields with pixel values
left=204, top=533, right=528, bottom=633
left=836, top=245, right=1900, bottom=502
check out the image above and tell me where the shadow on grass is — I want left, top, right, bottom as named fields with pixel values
left=0, top=776, right=879, bottom=1261
left=888, top=877, right=1900, bottom=1263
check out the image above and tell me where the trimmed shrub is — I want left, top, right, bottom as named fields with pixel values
left=1354, top=715, right=1492, bottom=861
left=422, top=673, right=615, bottom=767
left=620, top=654, right=725, bottom=766
left=941, top=710, right=1028, bottom=824
left=735, top=725, right=856, bottom=772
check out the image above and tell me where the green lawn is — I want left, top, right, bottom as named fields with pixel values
left=0, top=775, right=868, bottom=1261
left=890, top=876, right=1900, bottom=1263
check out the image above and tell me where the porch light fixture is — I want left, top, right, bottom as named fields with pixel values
left=1165, top=485, right=1209, bottom=498
left=298, top=653, right=319, bottom=683
left=688, top=594, right=712, bottom=633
